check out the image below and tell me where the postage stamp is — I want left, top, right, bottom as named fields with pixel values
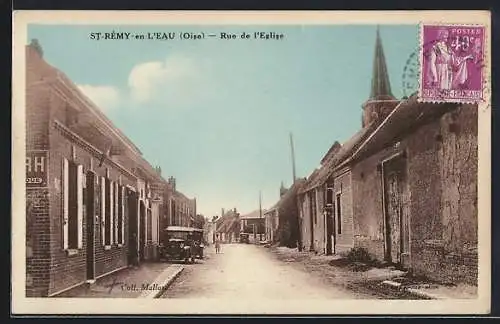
left=11, top=11, right=491, bottom=316
left=419, top=24, right=486, bottom=103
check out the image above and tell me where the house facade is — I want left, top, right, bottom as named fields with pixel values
left=216, top=208, right=240, bottom=243
left=25, top=40, right=190, bottom=297
left=264, top=207, right=279, bottom=243
left=240, top=210, right=265, bottom=243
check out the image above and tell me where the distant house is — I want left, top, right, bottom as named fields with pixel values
left=165, top=176, right=197, bottom=228
left=216, top=208, right=240, bottom=243
left=240, top=210, right=265, bottom=243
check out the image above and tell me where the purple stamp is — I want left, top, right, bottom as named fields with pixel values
left=419, top=24, right=486, bottom=103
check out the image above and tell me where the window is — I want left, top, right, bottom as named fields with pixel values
left=336, top=193, right=342, bottom=234
left=326, top=188, right=334, bottom=206
left=100, top=176, right=105, bottom=244
left=62, top=158, right=83, bottom=250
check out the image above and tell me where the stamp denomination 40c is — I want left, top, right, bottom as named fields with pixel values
left=419, top=24, right=486, bottom=103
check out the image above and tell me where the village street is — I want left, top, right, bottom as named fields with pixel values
left=161, top=243, right=384, bottom=300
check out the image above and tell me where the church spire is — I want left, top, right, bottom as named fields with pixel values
left=361, top=27, right=399, bottom=128
left=369, top=26, right=393, bottom=100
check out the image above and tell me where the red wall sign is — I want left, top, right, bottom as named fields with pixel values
left=26, top=150, right=48, bottom=188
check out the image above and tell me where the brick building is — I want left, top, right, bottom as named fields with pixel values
left=164, top=176, right=197, bottom=228
left=296, top=28, right=478, bottom=285
left=25, top=40, right=187, bottom=297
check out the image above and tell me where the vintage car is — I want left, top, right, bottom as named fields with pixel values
left=158, top=226, right=198, bottom=264
left=239, top=233, right=250, bottom=244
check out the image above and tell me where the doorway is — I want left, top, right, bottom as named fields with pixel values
left=127, top=189, right=138, bottom=266
left=85, top=171, right=96, bottom=281
left=326, top=210, right=334, bottom=255
left=139, top=201, right=146, bottom=261
left=382, top=155, right=410, bottom=268
left=308, top=193, right=315, bottom=251
left=325, top=187, right=334, bottom=255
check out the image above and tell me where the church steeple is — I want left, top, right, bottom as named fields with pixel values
left=369, top=27, right=393, bottom=100
left=362, top=27, right=399, bottom=128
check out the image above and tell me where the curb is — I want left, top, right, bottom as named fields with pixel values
left=381, top=280, right=445, bottom=300
left=139, top=265, right=185, bottom=299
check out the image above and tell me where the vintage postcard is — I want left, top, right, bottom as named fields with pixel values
left=12, top=11, right=491, bottom=315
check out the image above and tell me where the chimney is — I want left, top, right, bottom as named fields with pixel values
left=221, top=208, right=225, bottom=217
left=29, top=39, right=44, bottom=58
left=168, top=176, right=176, bottom=191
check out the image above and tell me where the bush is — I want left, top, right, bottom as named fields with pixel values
left=344, top=247, right=374, bottom=264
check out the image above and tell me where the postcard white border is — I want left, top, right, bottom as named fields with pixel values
left=12, top=10, right=491, bottom=315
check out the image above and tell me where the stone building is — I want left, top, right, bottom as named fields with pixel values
left=265, top=179, right=306, bottom=248
left=297, top=28, right=479, bottom=285
left=25, top=40, right=179, bottom=297
left=343, top=98, right=478, bottom=284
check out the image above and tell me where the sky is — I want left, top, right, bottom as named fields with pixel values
left=28, top=24, right=419, bottom=217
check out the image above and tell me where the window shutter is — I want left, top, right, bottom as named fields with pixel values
left=77, top=165, right=84, bottom=249
left=121, top=186, right=125, bottom=244
left=110, top=180, right=114, bottom=245
left=62, top=158, right=69, bottom=250
left=101, top=176, right=105, bottom=244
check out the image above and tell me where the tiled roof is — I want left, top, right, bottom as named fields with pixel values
left=216, top=213, right=240, bottom=233
left=299, top=124, right=376, bottom=194
left=266, top=178, right=305, bottom=212
left=340, top=96, right=458, bottom=167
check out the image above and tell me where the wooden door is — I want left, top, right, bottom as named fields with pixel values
left=326, top=210, right=333, bottom=255
left=127, top=190, right=138, bottom=265
left=383, top=156, right=410, bottom=268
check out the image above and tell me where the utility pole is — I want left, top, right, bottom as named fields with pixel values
left=290, top=132, right=301, bottom=250
left=289, top=132, right=297, bottom=184
left=259, top=190, right=263, bottom=242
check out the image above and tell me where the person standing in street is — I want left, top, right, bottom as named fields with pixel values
left=215, top=237, right=221, bottom=254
